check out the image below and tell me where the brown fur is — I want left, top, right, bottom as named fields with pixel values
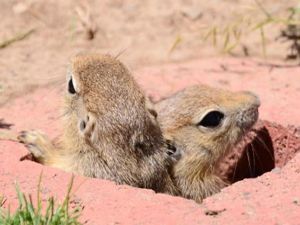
left=155, top=85, right=260, bottom=202
left=18, top=53, right=177, bottom=195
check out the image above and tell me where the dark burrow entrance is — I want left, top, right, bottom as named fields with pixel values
left=217, top=120, right=300, bottom=183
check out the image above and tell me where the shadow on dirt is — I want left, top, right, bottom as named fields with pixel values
left=0, top=118, right=13, bottom=129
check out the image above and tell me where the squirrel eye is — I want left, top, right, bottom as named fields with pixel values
left=68, top=78, right=76, bottom=94
left=198, top=111, right=224, bottom=128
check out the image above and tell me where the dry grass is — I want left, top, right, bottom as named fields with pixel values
left=202, top=1, right=300, bottom=58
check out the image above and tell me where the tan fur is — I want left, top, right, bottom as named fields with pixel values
left=155, top=85, right=260, bottom=202
left=18, top=53, right=177, bottom=195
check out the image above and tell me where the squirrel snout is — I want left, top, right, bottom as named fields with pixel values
left=236, top=106, right=259, bottom=130
left=234, top=91, right=260, bottom=130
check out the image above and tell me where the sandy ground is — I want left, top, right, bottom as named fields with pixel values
left=0, top=60, right=299, bottom=225
left=0, top=2, right=300, bottom=223
left=0, top=0, right=299, bottom=105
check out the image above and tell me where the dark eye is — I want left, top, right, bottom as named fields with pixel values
left=68, top=78, right=76, bottom=94
left=198, top=111, right=224, bottom=128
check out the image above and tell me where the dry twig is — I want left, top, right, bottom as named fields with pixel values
left=0, top=29, right=35, bottom=49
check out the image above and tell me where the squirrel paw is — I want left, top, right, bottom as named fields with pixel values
left=18, top=130, right=50, bottom=160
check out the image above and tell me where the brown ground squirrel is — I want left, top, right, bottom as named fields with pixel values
left=155, top=85, right=260, bottom=202
left=18, top=53, right=177, bottom=195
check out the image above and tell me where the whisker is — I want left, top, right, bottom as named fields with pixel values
left=246, top=144, right=254, bottom=177
left=250, top=142, right=256, bottom=173
left=232, top=152, right=239, bottom=182
left=242, top=127, right=254, bottom=177
left=254, top=135, right=275, bottom=161
left=114, top=48, right=128, bottom=59
left=57, top=110, right=70, bottom=119
left=251, top=142, right=263, bottom=171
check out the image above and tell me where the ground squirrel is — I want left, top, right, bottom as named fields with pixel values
left=18, top=53, right=177, bottom=194
left=155, top=85, right=260, bottom=202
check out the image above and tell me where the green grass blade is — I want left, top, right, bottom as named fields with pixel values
left=1, top=177, right=82, bottom=225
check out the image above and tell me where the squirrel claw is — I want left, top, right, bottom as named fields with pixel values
left=17, top=130, right=49, bottom=159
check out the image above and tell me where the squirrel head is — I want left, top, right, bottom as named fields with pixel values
left=64, top=53, right=162, bottom=152
left=156, top=85, right=260, bottom=173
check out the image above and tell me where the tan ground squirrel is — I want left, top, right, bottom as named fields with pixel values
left=155, top=85, right=260, bottom=202
left=17, top=53, right=178, bottom=194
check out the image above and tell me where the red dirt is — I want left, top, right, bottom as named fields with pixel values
left=1, top=1, right=300, bottom=223
left=0, top=133, right=300, bottom=225
left=0, top=57, right=300, bottom=224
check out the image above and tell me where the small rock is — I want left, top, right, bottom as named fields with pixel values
left=181, top=8, right=203, bottom=20
left=271, top=167, right=281, bottom=174
left=293, top=198, right=300, bottom=206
